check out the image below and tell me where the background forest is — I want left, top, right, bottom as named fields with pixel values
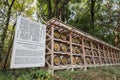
left=0, top=0, right=120, bottom=69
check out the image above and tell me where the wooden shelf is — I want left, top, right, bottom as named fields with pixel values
left=54, top=52, right=70, bottom=55
left=94, top=56, right=99, bottom=58
left=99, top=50, right=103, bottom=52
left=104, top=57, right=110, bottom=58
left=93, top=48, right=98, bottom=51
left=85, top=55, right=93, bottom=57
left=46, top=18, right=120, bottom=72
left=72, top=43, right=82, bottom=47
left=84, top=46, right=91, bottom=49
left=104, top=51, right=108, bottom=53
left=72, top=54, right=82, bottom=56
left=93, top=64, right=101, bottom=67
left=54, top=65, right=71, bottom=70
left=54, top=38, right=70, bottom=44
left=86, top=64, right=94, bottom=67
left=73, top=65, right=84, bottom=68
left=100, top=56, right=105, bottom=58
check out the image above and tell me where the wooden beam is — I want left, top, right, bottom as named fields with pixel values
left=81, top=37, right=87, bottom=70
left=51, top=25, right=54, bottom=75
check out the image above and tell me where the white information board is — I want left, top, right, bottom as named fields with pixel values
left=10, top=16, right=46, bottom=68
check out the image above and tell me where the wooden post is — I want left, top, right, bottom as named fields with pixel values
left=113, top=49, right=115, bottom=65
left=70, top=32, right=74, bottom=71
left=46, top=26, right=53, bottom=73
left=98, top=43, right=102, bottom=67
left=82, top=37, right=86, bottom=70
left=103, top=45, right=107, bottom=65
left=119, top=51, right=120, bottom=64
left=51, top=25, right=54, bottom=75
left=107, top=47, right=110, bottom=66
left=114, top=50, right=116, bottom=65
left=91, top=40, right=95, bottom=67
left=111, top=49, right=113, bottom=65
left=110, top=48, right=112, bottom=65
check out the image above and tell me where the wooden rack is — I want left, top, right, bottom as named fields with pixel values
left=45, top=18, right=120, bottom=73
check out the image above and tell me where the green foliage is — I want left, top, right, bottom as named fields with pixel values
left=12, top=0, right=35, bottom=18
left=0, top=69, right=52, bottom=80
left=31, top=70, right=51, bottom=80
left=67, top=0, right=120, bottom=45
left=68, top=0, right=91, bottom=33
left=37, top=0, right=71, bottom=21
left=0, top=66, right=120, bottom=80
left=54, top=66, right=120, bottom=80
left=0, top=0, right=36, bottom=69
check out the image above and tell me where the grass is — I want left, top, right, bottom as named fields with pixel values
left=53, top=66, right=120, bottom=80
left=0, top=66, right=120, bottom=80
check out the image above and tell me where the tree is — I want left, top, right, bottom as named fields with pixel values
left=90, top=0, right=96, bottom=33
left=68, top=0, right=93, bottom=33
left=0, top=0, right=15, bottom=63
left=0, top=0, right=35, bottom=69
left=95, top=0, right=120, bottom=45
left=37, top=0, right=70, bottom=22
left=113, top=1, right=120, bottom=47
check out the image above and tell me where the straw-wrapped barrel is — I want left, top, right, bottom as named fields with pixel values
left=73, top=56, right=76, bottom=65
left=101, top=58, right=105, bottom=64
left=54, top=42, right=60, bottom=52
left=60, top=32, right=67, bottom=40
left=85, top=49, right=90, bottom=55
left=53, top=55, right=61, bottom=66
left=67, top=57, right=71, bottom=64
left=54, top=30, right=60, bottom=39
left=72, top=37, right=81, bottom=44
left=61, top=43, right=67, bottom=52
left=75, top=37, right=80, bottom=44
left=85, top=41, right=90, bottom=47
left=72, top=46, right=75, bottom=54
left=93, top=50, right=97, bottom=56
left=93, top=44, right=97, bottom=49
left=86, top=57, right=91, bottom=64
left=94, top=58, right=98, bottom=64
left=76, top=57, right=81, bottom=64
left=75, top=47, right=80, bottom=54
left=61, top=56, right=67, bottom=65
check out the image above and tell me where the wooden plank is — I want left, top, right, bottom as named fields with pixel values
left=97, top=44, right=101, bottom=66
left=51, top=25, right=54, bottom=74
left=107, top=47, right=111, bottom=64
left=103, top=46, right=107, bottom=64
left=81, top=37, right=86, bottom=70
left=70, top=32, right=73, bottom=70
left=91, top=40, right=95, bottom=66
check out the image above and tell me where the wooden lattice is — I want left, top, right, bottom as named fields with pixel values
left=45, top=18, right=120, bottom=73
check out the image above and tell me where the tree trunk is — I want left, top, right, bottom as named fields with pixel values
left=58, top=0, right=70, bottom=21
left=46, top=0, right=52, bottom=21
left=0, top=0, right=15, bottom=62
left=3, top=22, right=16, bottom=69
left=54, top=0, right=59, bottom=19
left=90, top=0, right=96, bottom=32
left=114, top=22, right=120, bottom=47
